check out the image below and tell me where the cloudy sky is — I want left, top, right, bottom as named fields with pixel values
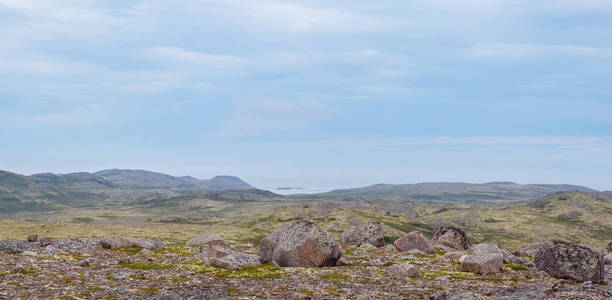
left=1, top=0, right=611, bottom=190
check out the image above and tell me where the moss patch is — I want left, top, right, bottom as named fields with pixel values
left=118, top=262, right=174, bottom=270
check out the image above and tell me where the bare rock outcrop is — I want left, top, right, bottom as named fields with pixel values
left=394, top=231, right=434, bottom=254
left=186, top=233, right=229, bottom=248
left=99, top=237, right=165, bottom=250
left=461, top=253, right=503, bottom=274
left=205, top=245, right=261, bottom=270
left=534, top=240, right=604, bottom=282
left=258, top=221, right=342, bottom=267
left=341, top=221, right=384, bottom=248
left=432, top=226, right=471, bottom=250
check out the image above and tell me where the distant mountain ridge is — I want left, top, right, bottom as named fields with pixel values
left=0, top=169, right=253, bottom=214
left=302, top=181, right=599, bottom=204
left=93, top=169, right=251, bottom=190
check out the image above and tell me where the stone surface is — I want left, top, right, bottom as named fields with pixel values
left=534, top=240, right=604, bottom=282
left=99, top=237, right=165, bottom=250
left=393, top=231, right=434, bottom=254
left=517, top=242, right=546, bottom=257
left=432, top=226, right=471, bottom=250
left=205, top=245, right=261, bottom=270
left=385, top=263, right=420, bottom=278
left=605, top=253, right=612, bottom=265
left=461, top=253, right=503, bottom=274
left=470, top=243, right=502, bottom=255
left=258, top=221, right=342, bottom=267
left=186, top=233, right=229, bottom=248
left=341, top=221, right=385, bottom=248
left=443, top=251, right=466, bottom=261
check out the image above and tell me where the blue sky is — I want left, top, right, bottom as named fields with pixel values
left=1, top=0, right=611, bottom=190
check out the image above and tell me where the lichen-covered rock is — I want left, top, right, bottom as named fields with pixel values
left=206, top=245, right=261, bottom=270
left=470, top=243, right=502, bottom=255
left=604, top=253, right=612, bottom=265
left=607, top=241, right=612, bottom=253
left=461, top=253, right=503, bottom=274
left=394, top=231, right=434, bottom=254
left=385, top=263, right=420, bottom=278
left=433, top=227, right=471, bottom=250
left=258, top=221, right=342, bottom=267
left=186, top=233, right=229, bottom=248
left=517, top=242, right=545, bottom=257
left=443, top=251, right=467, bottom=261
left=534, top=240, right=604, bottom=282
left=99, top=237, right=165, bottom=250
left=27, top=235, right=38, bottom=243
left=341, top=221, right=385, bottom=248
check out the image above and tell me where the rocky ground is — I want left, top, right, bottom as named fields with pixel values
left=1, top=235, right=612, bottom=300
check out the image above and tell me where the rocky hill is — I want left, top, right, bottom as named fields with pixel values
left=303, top=182, right=598, bottom=204
left=94, top=169, right=252, bottom=190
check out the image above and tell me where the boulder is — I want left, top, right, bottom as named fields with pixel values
left=206, top=245, right=261, bottom=270
left=517, top=242, right=545, bottom=257
left=470, top=243, right=502, bottom=255
left=461, top=253, right=503, bottom=274
left=258, top=221, right=342, bottom=267
left=534, top=240, right=604, bottom=282
left=341, top=221, right=385, bottom=248
left=432, top=227, right=471, bottom=250
left=607, top=242, right=612, bottom=253
left=385, top=263, right=420, bottom=278
left=186, top=233, right=229, bottom=248
left=394, top=231, right=434, bottom=254
left=443, top=251, right=467, bottom=261
left=27, top=235, right=38, bottom=243
left=99, top=237, right=165, bottom=250
left=605, top=253, right=612, bottom=265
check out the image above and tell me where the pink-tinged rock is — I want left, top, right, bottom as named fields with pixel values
left=461, top=253, right=503, bottom=274
left=385, top=263, right=420, bottom=278
left=433, top=226, right=471, bottom=250
left=394, top=231, right=434, bottom=254
left=341, top=221, right=385, bottom=248
left=258, top=221, right=342, bottom=267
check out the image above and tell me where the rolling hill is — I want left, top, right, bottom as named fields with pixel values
left=93, top=169, right=252, bottom=190
left=301, top=181, right=598, bottom=204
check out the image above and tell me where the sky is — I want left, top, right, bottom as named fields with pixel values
left=0, top=0, right=611, bottom=191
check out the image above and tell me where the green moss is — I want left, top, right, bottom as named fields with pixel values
left=298, top=289, right=315, bottom=295
left=119, top=262, right=174, bottom=270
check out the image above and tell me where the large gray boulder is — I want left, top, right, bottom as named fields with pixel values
left=517, top=242, right=546, bottom=257
left=433, top=226, right=471, bottom=250
left=205, top=245, right=261, bottom=270
left=394, top=231, right=434, bottom=254
left=461, top=253, right=503, bottom=274
left=470, top=243, right=502, bottom=255
left=99, top=237, right=165, bottom=250
left=385, top=263, right=420, bottom=278
left=341, top=221, right=384, bottom=248
left=258, top=221, right=342, bottom=267
left=186, top=233, right=229, bottom=248
left=534, top=240, right=604, bottom=282
left=606, top=241, right=612, bottom=253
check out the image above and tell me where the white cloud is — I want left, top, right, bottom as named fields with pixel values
left=467, top=43, right=612, bottom=59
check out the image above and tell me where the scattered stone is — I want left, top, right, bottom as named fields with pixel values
left=100, top=237, right=165, bottom=250
left=385, top=263, right=420, bottom=278
left=12, top=263, right=25, bottom=273
left=39, top=238, right=52, bottom=247
left=258, top=221, right=342, bottom=267
left=534, top=240, right=604, bottom=282
left=433, top=226, right=471, bottom=250
left=21, top=250, right=38, bottom=257
left=78, top=260, right=90, bottom=267
left=27, top=235, right=38, bottom=242
left=140, top=248, right=154, bottom=255
left=341, top=221, right=385, bottom=248
left=367, top=259, right=384, bottom=266
left=405, top=249, right=427, bottom=255
left=358, top=243, right=377, bottom=250
left=394, top=231, right=434, bottom=254
left=206, top=245, right=261, bottom=270
left=118, top=258, right=131, bottom=264
left=461, top=253, right=503, bottom=274
left=186, top=233, right=229, bottom=248
left=517, top=242, right=546, bottom=257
